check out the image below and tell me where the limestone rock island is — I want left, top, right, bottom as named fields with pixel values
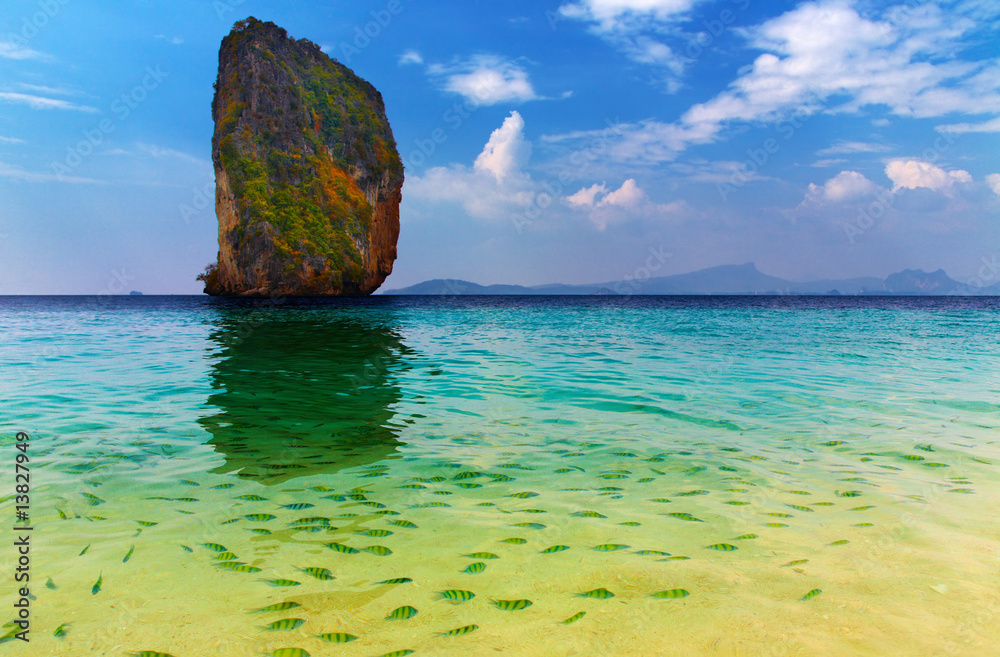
left=201, top=17, right=403, bottom=296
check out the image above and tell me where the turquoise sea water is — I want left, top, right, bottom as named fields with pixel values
left=2, top=296, right=999, bottom=656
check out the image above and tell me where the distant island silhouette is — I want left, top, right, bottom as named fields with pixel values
left=382, top=264, right=999, bottom=296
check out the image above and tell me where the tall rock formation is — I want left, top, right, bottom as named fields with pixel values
left=202, top=17, right=403, bottom=296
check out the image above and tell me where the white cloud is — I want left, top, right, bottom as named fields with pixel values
left=559, top=0, right=699, bottom=32
left=567, top=182, right=608, bottom=208
left=811, top=158, right=847, bottom=168
left=0, top=40, right=47, bottom=61
left=0, top=136, right=25, bottom=144
left=806, top=170, right=880, bottom=203
left=936, top=116, right=1000, bottom=134
left=430, top=55, right=538, bottom=105
left=473, top=111, right=531, bottom=183
left=406, top=112, right=536, bottom=220
left=885, top=159, right=971, bottom=194
left=600, top=178, right=646, bottom=207
left=398, top=50, right=423, bottom=66
left=136, top=143, right=211, bottom=167
left=817, top=141, right=891, bottom=155
left=549, top=0, right=1000, bottom=164
left=557, top=0, right=696, bottom=89
left=566, top=179, right=647, bottom=209
left=17, top=83, right=75, bottom=96
left=984, top=173, right=1000, bottom=196
left=565, top=178, right=684, bottom=229
left=0, top=161, right=101, bottom=184
left=154, top=35, right=184, bottom=45
left=0, top=92, right=98, bottom=112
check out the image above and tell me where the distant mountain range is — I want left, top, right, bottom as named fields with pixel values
left=382, top=264, right=1000, bottom=296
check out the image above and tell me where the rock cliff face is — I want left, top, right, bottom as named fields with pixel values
left=202, top=17, right=403, bottom=296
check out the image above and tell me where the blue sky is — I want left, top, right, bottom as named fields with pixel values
left=0, top=0, right=998, bottom=294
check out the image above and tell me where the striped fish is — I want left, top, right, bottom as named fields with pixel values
left=236, top=495, right=267, bottom=501
left=386, top=606, right=418, bottom=620
left=91, top=573, right=102, bottom=595
left=782, top=559, right=808, bottom=567
left=299, top=567, right=334, bottom=580
left=53, top=624, right=69, bottom=638
left=493, top=598, right=532, bottom=611
left=262, top=618, right=305, bottom=631
left=327, top=543, right=359, bottom=554
left=513, top=522, right=545, bottom=530
left=390, top=520, right=417, bottom=529
left=706, top=543, right=737, bottom=551
left=363, top=545, right=392, bottom=556
left=357, top=529, right=393, bottom=537
left=230, top=565, right=261, bottom=573
left=440, top=624, right=478, bottom=636
left=541, top=545, right=570, bottom=554
left=570, top=511, right=605, bottom=518
left=281, top=503, right=314, bottom=510
left=578, top=588, right=615, bottom=599
left=130, top=652, right=177, bottom=657
left=501, top=537, right=527, bottom=544
left=562, top=611, right=586, bottom=624
left=733, top=534, right=758, bottom=540
left=439, top=589, right=475, bottom=602
left=123, top=545, right=135, bottom=563
left=464, top=552, right=499, bottom=559
left=593, top=544, right=629, bottom=551
left=652, top=589, right=689, bottom=599
left=317, top=633, right=357, bottom=643
left=268, top=650, right=310, bottom=657
left=260, top=579, right=300, bottom=587
left=509, top=491, right=539, bottom=498
left=801, top=588, right=822, bottom=601
left=252, top=601, right=301, bottom=613
left=245, top=514, right=276, bottom=522
left=462, top=562, right=486, bottom=574
left=378, top=577, right=413, bottom=585
left=667, top=513, right=703, bottom=522
left=376, top=651, right=414, bottom=657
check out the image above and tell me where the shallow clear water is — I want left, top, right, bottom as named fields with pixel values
left=2, top=295, right=999, bottom=656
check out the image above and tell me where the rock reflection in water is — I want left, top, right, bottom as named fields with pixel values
left=199, top=303, right=409, bottom=484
